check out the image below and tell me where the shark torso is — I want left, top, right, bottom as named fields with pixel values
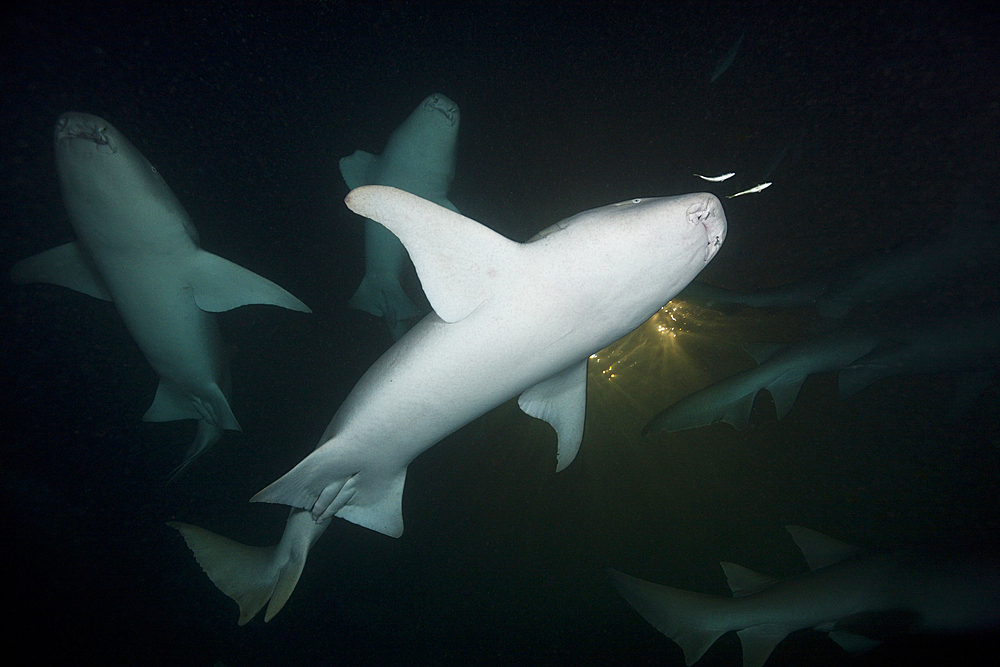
left=644, top=323, right=886, bottom=434
left=172, top=185, right=726, bottom=624
left=12, top=113, right=310, bottom=475
left=340, top=93, right=461, bottom=337
left=610, top=526, right=1000, bottom=667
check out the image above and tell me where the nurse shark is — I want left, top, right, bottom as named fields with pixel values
left=171, top=184, right=726, bottom=624
left=340, top=93, right=461, bottom=339
left=11, top=113, right=311, bottom=477
left=644, top=307, right=1000, bottom=435
left=609, top=526, right=1000, bottom=667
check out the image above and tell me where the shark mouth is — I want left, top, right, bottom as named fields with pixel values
left=425, top=94, right=459, bottom=126
left=55, top=115, right=118, bottom=154
left=687, top=197, right=726, bottom=262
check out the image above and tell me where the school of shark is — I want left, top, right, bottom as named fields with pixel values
left=10, top=82, right=1000, bottom=664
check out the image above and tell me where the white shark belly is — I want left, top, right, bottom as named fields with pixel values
left=322, top=300, right=603, bottom=471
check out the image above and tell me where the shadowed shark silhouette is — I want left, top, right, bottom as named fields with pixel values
left=644, top=306, right=1000, bottom=435
left=340, top=93, right=461, bottom=339
left=171, top=184, right=726, bottom=624
left=11, top=113, right=311, bottom=477
left=609, top=525, right=1000, bottom=667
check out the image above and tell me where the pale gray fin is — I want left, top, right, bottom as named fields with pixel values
left=252, top=453, right=407, bottom=538
left=168, top=522, right=281, bottom=626
left=339, top=150, right=378, bottom=189
left=143, top=381, right=204, bottom=422
left=334, top=471, right=407, bottom=537
left=606, top=568, right=727, bottom=666
left=720, top=562, right=777, bottom=597
left=142, top=380, right=241, bottom=431
left=720, top=391, right=760, bottom=430
left=766, top=377, right=806, bottom=420
left=517, top=360, right=588, bottom=472
left=10, top=241, right=112, bottom=300
left=736, top=625, right=790, bottom=667
left=345, top=186, right=519, bottom=323
left=785, top=525, right=859, bottom=570
left=185, top=250, right=311, bottom=313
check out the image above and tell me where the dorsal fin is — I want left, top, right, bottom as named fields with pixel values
left=345, top=186, right=519, bottom=323
left=720, top=561, right=777, bottom=597
left=785, top=525, right=860, bottom=570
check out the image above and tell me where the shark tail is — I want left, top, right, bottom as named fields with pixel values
left=251, top=443, right=407, bottom=538
left=606, top=568, right=730, bottom=666
left=348, top=273, right=423, bottom=325
left=166, top=420, right=226, bottom=482
left=169, top=520, right=315, bottom=625
left=168, top=522, right=299, bottom=625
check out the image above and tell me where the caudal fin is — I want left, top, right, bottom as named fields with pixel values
left=606, top=568, right=729, bottom=665
left=169, top=521, right=305, bottom=625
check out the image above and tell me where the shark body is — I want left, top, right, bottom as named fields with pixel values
left=172, top=185, right=726, bottom=623
left=11, top=113, right=310, bottom=475
left=609, top=526, right=1000, bottom=667
left=340, top=93, right=461, bottom=339
left=643, top=323, right=885, bottom=434
left=645, top=306, right=1000, bottom=435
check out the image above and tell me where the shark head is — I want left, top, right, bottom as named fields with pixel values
left=53, top=112, right=195, bottom=247
left=54, top=113, right=170, bottom=195
left=55, top=112, right=120, bottom=154
left=422, top=92, right=459, bottom=127
left=381, top=94, right=461, bottom=185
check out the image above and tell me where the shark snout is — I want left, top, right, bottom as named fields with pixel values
left=688, top=195, right=727, bottom=262
left=55, top=112, right=118, bottom=154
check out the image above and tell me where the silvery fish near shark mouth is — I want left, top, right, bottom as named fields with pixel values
left=55, top=112, right=118, bottom=154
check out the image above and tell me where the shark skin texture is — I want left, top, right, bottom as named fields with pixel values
left=609, top=526, right=1000, bottom=667
left=171, top=184, right=727, bottom=624
left=11, top=112, right=311, bottom=477
left=340, top=93, right=461, bottom=340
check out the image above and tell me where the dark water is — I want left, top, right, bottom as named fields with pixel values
left=1, top=2, right=998, bottom=665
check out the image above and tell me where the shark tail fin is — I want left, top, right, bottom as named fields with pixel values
left=166, top=420, right=227, bottom=483
left=347, top=273, right=423, bottom=325
left=169, top=521, right=309, bottom=625
left=606, top=568, right=728, bottom=666
left=168, top=522, right=293, bottom=625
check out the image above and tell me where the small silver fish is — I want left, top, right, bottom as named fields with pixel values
left=694, top=172, right=736, bottom=182
left=727, top=182, right=772, bottom=199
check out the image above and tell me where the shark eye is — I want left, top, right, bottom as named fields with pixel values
left=632, top=198, right=642, bottom=204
